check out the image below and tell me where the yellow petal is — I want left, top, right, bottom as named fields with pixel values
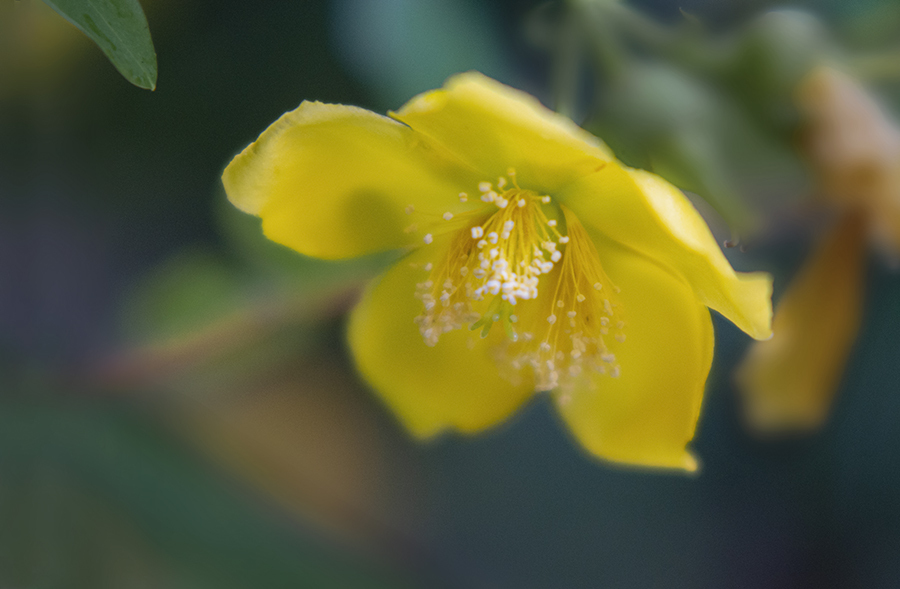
left=222, top=102, right=474, bottom=260
left=737, top=214, right=866, bottom=432
left=553, top=237, right=714, bottom=472
left=392, top=71, right=613, bottom=194
left=561, top=163, right=773, bottom=340
left=347, top=236, right=534, bottom=437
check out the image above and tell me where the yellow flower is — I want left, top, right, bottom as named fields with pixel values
left=222, top=72, right=773, bottom=471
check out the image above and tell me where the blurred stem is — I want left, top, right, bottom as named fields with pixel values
left=603, top=3, right=724, bottom=73
left=553, top=6, right=582, bottom=117
left=570, top=0, right=624, bottom=81
left=604, top=2, right=674, bottom=53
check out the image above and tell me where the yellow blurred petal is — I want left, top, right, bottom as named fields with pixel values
left=737, top=214, right=866, bottom=432
left=392, top=71, right=613, bottom=194
left=796, top=67, right=900, bottom=254
left=223, top=102, right=474, bottom=260
left=348, top=236, right=534, bottom=437
left=554, top=239, right=713, bottom=472
left=561, top=164, right=773, bottom=340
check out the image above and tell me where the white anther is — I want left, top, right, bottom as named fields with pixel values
left=550, top=251, right=562, bottom=262
left=486, top=280, right=501, bottom=295
left=424, top=263, right=433, bottom=271
left=459, top=192, right=468, bottom=202
left=498, top=177, right=507, bottom=188
left=503, top=220, right=515, bottom=231
left=615, top=334, right=626, bottom=343
left=443, top=212, right=453, bottom=221
left=558, top=236, right=569, bottom=243
left=547, top=314, right=557, bottom=324
left=477, top=239, right=487, bottom=249
left=540, top=342, right=552, bottom=352
left=543, top=241, right=557, bottom=252
left=501, top=232, right=511, bottom=240
left=459, top=267, right=468, bottom=276
left=517, top=199, right=526, bottom=208
left=509, top=315, right=518, bottom=323
left=471, top=226, right=484, bottom=239
left=567, top=311, right=577, bottom=318
left=479, top=182, right=492, bottom=192
left=423, top=233, right=433, bottom=244
left=593, top=282, right=603, bottom=291
left=541, top=196, right=551, bottom=204
left=489, top=248, right=499, bottom=259
left=576, top=294, right=586, bottom=302
left=488, top=232, right=499, bottom=244
left=557, top=300, right=564, bottom=308
left=496, top=198, right=508, bottom=208
left=548, top=220, right=557, bottom=227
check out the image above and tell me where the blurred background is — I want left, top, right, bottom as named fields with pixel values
left=2, top=0, right=900, bottom=587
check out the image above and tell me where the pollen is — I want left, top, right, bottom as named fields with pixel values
left=413, top=174, right=626, bottom=391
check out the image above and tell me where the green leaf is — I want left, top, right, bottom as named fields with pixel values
left=42, top=0, right=158, bottom=90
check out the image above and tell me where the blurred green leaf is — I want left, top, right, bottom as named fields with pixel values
left=42, top=0, right=157, bottom=89
left=0, top=398, right=417, bottom=589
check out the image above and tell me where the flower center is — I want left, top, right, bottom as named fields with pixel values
left=412, top=171, right=625, bottom=392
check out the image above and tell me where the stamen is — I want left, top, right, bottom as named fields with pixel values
left=413, top=177, right=625, bottom=391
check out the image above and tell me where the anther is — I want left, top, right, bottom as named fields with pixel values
left=471, top=227, right=484, bottom=239
left=443, top=212, right=453, bottom=221
left=405, top=205, right=415, bottom=214
left=459, top=192, right=468, bottom=202
left=478, top=182, right=492, bottom=192
left=423, top=233, right=433, bottom=244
